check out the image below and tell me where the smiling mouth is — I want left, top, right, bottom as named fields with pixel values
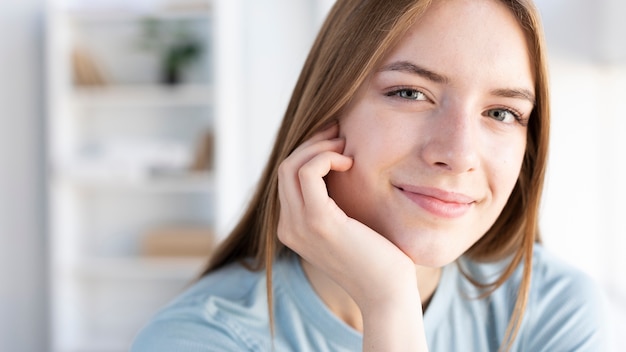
left=396, top=185, right=475, bottom=218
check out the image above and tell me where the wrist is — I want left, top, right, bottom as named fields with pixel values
left=361, top=283, right=428, bottom=352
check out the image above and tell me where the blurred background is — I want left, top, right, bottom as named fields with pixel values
left=0, top=0, right=624, bottom=351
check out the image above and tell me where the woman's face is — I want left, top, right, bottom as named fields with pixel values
left=326, top=0, right=535, bottom=267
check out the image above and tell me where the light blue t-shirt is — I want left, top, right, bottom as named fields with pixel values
left=131, top=245, right=609, bottom=351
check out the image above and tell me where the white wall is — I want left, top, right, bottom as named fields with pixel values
left=536, top=0, right=626, bottom=346
left=536, top=0, right=626, bottom=63
left=0, top=1, right=48, bottom=351
left=214, top=0, right=332, bottom=236
left=541, top=59, right=626, bottom=347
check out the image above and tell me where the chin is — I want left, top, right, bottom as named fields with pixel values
left=388, top=230, right=472, bottom=268
left=407, top=251, right=460, bottom=268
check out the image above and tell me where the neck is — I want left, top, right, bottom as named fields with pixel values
left=300, top=257, right=442, bottom=332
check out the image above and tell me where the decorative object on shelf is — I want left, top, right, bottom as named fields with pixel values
left=74, top=139, right=195, bottom=179
left=189, top=130, right=214, bottom=171
left=139, top=17, right=204, bottom=85
left=72, top=46, right=108, bottom=86
left=141, top=227, right=215, bottom=257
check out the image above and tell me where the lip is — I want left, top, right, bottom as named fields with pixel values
left=395, top=184, right=475, bottom=218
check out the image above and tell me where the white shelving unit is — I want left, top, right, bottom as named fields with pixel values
left=47, top=0, right=331, bottom=350
left=72, top=84, right=214, bottom=107
left=46, top=1, right=220, bottom=351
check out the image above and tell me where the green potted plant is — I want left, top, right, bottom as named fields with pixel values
left=140, top=18, right=204, bottom=85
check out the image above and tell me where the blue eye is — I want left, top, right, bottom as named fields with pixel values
left=387, top=88, right=428, bottom=101
left=486, top=108, right=520, bottom=123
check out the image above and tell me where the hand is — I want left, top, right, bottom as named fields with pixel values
left=277, top=123, right=429, bottom=351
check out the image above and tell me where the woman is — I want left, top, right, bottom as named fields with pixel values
left=132, top=0, right=608, bottom=350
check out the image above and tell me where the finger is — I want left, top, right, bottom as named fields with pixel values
left=278, top=137, right=346, bottom=208
left=298, top=150, right=353, bottom=216
left=277, top=126, right=345, bottom=245
left=278, top=145, right=351, bottom=248
left=285, top=137, right=346, bottom=174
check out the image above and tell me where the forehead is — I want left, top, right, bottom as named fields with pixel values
left=381, top=0, right=534, bottom=89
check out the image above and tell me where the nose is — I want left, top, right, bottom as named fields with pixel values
left=420, top=107, right=480, bottom=174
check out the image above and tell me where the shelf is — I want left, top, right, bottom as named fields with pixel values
left=59, top=171, right=215, bottom=193
left=72, top=84, right=214, bottom=108
left=74, top=256, right=207, bottom=281
left=67, top=10, right=211, bottom=23
left=59, top=1, right=212, bottom=22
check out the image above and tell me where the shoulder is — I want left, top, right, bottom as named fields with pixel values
left=529, top=244, right=605, bottom=314
left=131, top=260, right=272, bottom=352
left=460, top=244, right=610, bottom=351
left=522, top=245, right=610, bottom=351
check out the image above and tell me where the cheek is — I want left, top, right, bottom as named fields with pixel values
left=341, top=116, right=410, bottom=165
left=339, top=96, right=403, bottom=154
left=490, top=140, right=526, bottom=200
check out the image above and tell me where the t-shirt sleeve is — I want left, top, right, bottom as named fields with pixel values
left=522, top=262, right=610, bottom=351
left=130, top=303, right=256, bottom=352
left=131, top=321, right=244, bottom=352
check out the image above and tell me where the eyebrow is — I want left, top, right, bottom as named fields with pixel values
left=490, top=88, right=536, bottom=105
left=378, top=60, right=449, bottom=84
left=379, top=60, right=536, bottom=105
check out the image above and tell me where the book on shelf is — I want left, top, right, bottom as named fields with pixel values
left=141, top=227, right=215, bottom=258
left=189, top=130, right=214, bottom=172
left=72, top=46, right=109, bottom=86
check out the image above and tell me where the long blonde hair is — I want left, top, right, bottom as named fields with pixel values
left=204, top=0, right=550, bottom=349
